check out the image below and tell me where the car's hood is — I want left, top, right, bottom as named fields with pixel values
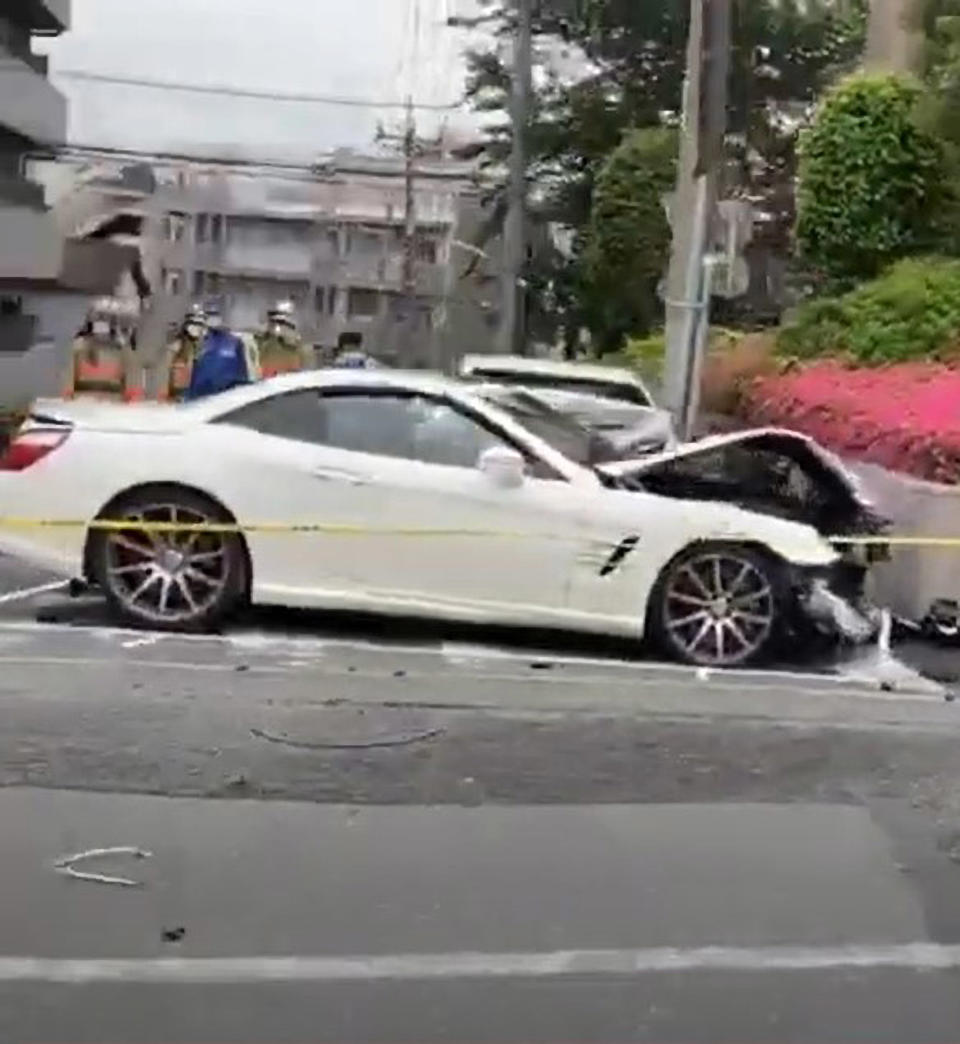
left=597, top=427, right=873, bottom=506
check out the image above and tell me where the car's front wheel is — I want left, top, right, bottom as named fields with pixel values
left=650, top=542, right=787, bottom=668
left=91, top=485, right=248, bottom=632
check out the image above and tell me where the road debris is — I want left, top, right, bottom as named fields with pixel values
left=53, top=846, right=152, bottom=888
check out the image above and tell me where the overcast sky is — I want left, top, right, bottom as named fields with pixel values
left=42, top=0, right=486, bottom=161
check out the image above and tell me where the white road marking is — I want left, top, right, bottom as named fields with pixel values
left=0, top=580, right=68, bottom=606
left=121, top=635, right=160, bottom=649
left=0, top=621, right=943, bottom=701
left=1, top=943, right=960, bottom=983
left=0, top=654, right=945, bottom=708
left=441, top=641, right=940, bottom=693
left=0, top=655, right=287, bottom=675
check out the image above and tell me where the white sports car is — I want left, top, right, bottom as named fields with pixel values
left=0, top=369, right=886, bottom=667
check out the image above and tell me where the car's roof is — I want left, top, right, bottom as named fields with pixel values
left=184, top=367, right=472, bottom=417
left=459, top=354, right=643, bottom=386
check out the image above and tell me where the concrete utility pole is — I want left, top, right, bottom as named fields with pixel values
left=378, top=97, right=443, bottom=366
left=662, top=0, right=731, bottom=440
left=498, top=0, right=534, bottom=356
left=400, top=96, right=419, bottom=364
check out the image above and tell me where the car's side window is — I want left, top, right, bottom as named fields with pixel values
left=320, top=392, right=508, bottom=469
left=216, top=388, right=562, bottom=477
left=214, top=389, right=327, bottom=442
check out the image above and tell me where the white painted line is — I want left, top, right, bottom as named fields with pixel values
left=441, top=641, right=939, bottom=692
left=0, top=579, right=68, bottom=606
left=0, top=655, right=294, bottom=675
left=0, top=652, right=944, bottom=702
left=121, top=634, right=160, bottom=649
left=0, top=617, right=922, bottom=681
left=0, top=620, right=944, bottom=701
left=1, top=943, right=960, bottom=984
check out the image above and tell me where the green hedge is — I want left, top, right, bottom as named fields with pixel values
left=777, top=257, right=960, bottom=364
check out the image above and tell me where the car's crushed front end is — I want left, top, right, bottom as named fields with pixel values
left=787, top=558, right=883, bottom=647
left=599, top=428, right=892, bottom=652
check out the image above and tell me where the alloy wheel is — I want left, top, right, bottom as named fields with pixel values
left=103, top=502, right=230, bottom=625
left=663, top=551, right=775, bottom=666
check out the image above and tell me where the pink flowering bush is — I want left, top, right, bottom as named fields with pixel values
left=742, top=361, right=960, bottom=484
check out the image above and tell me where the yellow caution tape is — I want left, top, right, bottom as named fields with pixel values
left=0, top=517, right=542, bottom=539
left=830, top=536, right=960, bottom=548
left=0, top=516, right=959, bottom=547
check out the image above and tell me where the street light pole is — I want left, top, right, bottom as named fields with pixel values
left=498, top=0, right=533, bottom=356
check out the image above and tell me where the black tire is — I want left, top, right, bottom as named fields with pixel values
left=648, top=542, right=789, bottom=668
left=91, top=484, right=248, bottom=632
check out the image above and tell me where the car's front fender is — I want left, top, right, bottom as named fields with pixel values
left=705, top=513, right=840, bottom=568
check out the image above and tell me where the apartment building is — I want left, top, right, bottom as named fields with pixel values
left=0, top=2, right=140, bottom=409
left=36, top=145, right=503, bottom=384
left=0, top=0, right=70, bottom=312
left=142, top=148, right=498, bottom=369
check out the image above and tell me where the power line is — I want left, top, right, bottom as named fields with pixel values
left=45, top=142, right=318, bottom=172
left=37, top=140, right=478, bottom=184
left=53, top=68, right=463, bottom=111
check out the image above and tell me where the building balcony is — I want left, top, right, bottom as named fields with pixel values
left=0, top=49, right=67, bottom=144
left=0, top=313, right=38, bottom=355
left=38, top=0, right=71, bottom=32
left=0, top=174, right=46, bottom=210
left=7, top=0, right=71, bottom=34
left=314, top=256, right=447, bottom=297
left=0, top=202, right=63, bottom=281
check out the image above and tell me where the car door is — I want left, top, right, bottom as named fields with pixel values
left=203, top=389, right=387, bottom=602
left=216, top=386, right=589, bottom=620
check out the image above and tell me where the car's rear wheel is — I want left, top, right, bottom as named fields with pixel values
left=92, top=486, right=247, bottom=632
left=650, top=543, right=787, bottom=668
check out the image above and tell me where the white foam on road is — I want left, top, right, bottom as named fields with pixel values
left=2, top=943, right=960, bottom=983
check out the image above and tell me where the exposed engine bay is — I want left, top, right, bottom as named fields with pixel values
left=601, top=430, right=889, bottom=543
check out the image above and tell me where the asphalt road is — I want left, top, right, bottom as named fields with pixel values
left=4, top=551, right=960, bottom=1042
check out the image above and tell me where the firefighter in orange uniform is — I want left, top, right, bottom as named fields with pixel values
left=63, top=298, right=144, bottom=402
left=254, top=301, right=313, bottom=378
left=160, top=303, right=207, bottom=401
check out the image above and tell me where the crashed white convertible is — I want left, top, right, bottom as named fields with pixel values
left=0, top=370, right=888, bottom=668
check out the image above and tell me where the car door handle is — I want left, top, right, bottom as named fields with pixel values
left=311, top=466, right=371, bottom=486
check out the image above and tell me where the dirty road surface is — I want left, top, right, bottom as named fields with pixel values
left=3, top=554, right=960, bottom=1042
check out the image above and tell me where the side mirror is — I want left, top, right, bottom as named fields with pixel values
left=478, top=445, right=525, bottom=489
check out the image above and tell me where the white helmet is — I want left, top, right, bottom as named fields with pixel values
left=90, top=296, right=114, bottom=320
left=268, top=300, right=297, bottom=329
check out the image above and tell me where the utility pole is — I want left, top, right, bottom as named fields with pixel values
left=662, top=0, right=731, bottom=440
left=400, top=96, right=419, bottom=365
left=498, top=0, right=534, bottom=356
left=377, top=97, right=442, bottom=366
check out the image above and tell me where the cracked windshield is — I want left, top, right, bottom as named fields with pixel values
left=5, top=0, right=960, bottom=1041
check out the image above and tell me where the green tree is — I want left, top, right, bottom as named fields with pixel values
left=796, top=73, right=946, bottom=284
left=913, top=0, right=960, bottom=248
left=460, top=0, right=866, bottom=346
left=580, top=128, right=677, bottom=351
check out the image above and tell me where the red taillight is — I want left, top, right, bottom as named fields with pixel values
left=0, top=428, right=71, bottom=471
